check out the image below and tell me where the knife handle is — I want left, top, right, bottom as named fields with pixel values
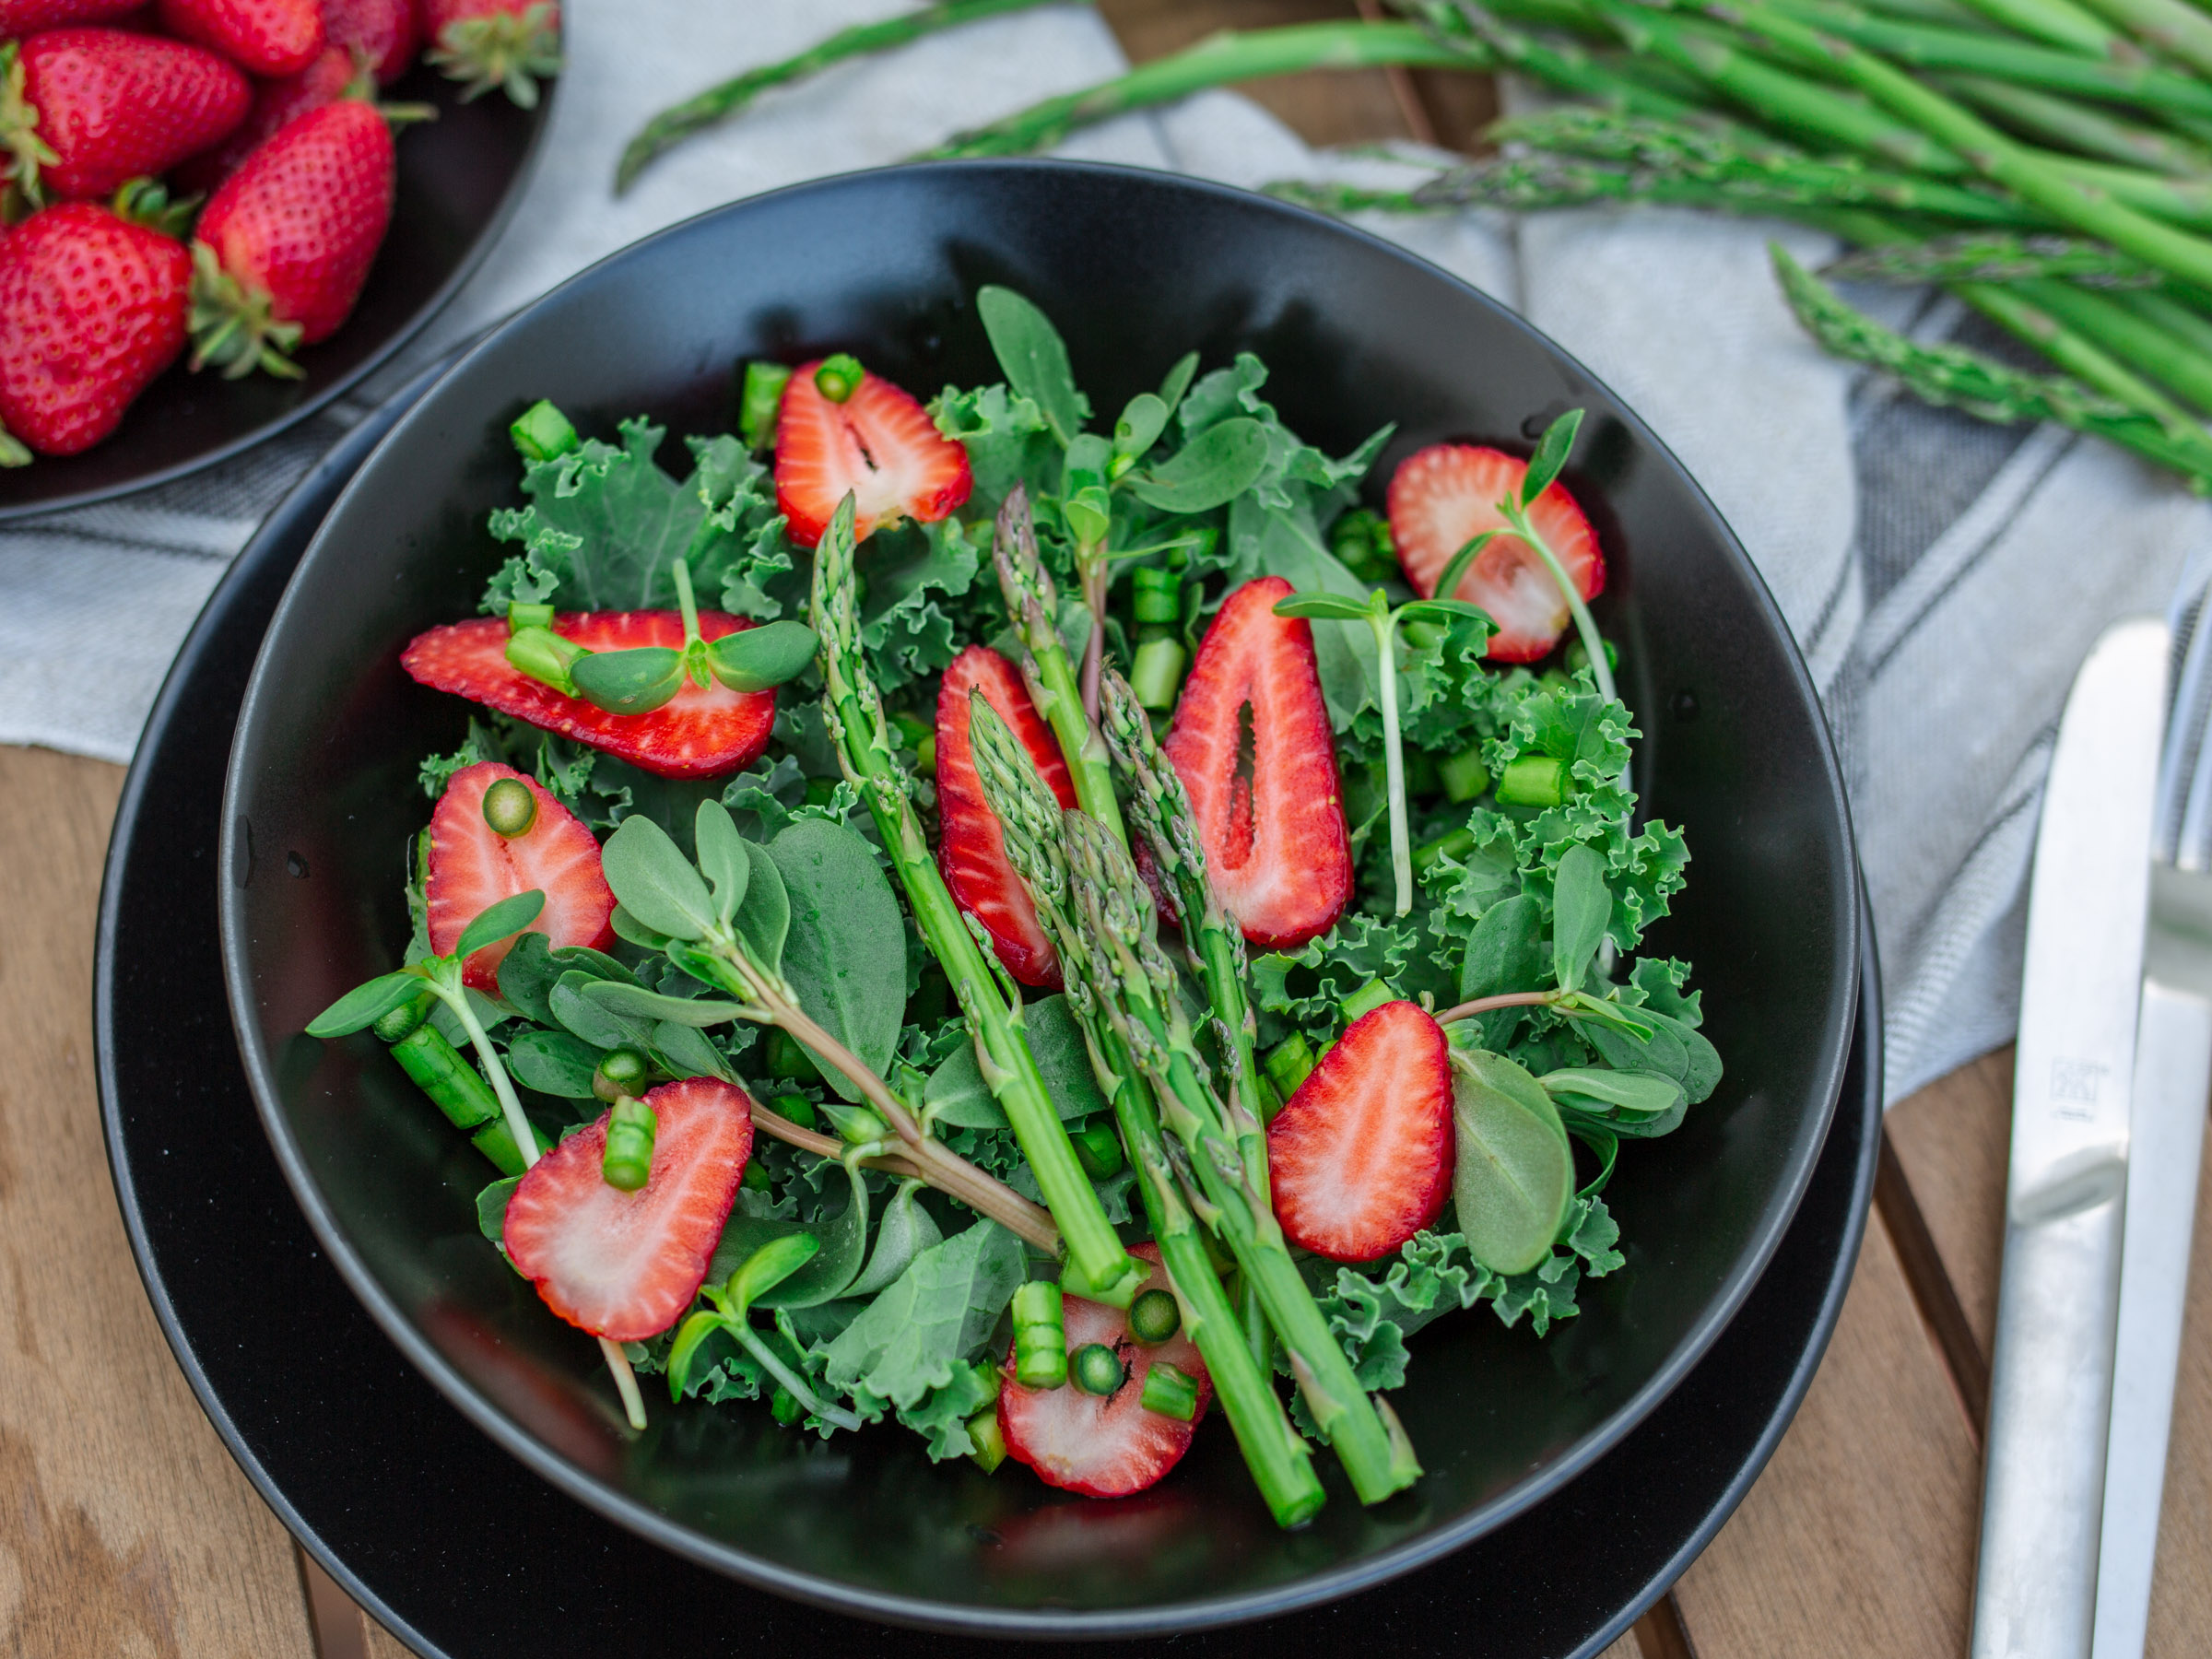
left=2093, top=979, right=2212, bottom=1659
left=1972, top=1171, right=2127, bottom=1659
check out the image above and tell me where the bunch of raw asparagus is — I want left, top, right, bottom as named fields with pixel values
left=618, top=0, right=2212, bottom=489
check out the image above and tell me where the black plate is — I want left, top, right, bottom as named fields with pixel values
left=216, top=161, right=1864, bottom=1631
left=0, top=58, right=552, bottom=523
left=100, top=365, right=1879, bottom=1659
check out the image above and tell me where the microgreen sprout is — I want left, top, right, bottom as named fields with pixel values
left=667, top=1234, right=863, bottom=1427
left=1271, top=584, right=1490, bottom=916
left=1431, top=408, right=1612, bottom=704
left=1278, top=408, right=1614, bottom=914
left=307, top=890, right=652, bottom=1430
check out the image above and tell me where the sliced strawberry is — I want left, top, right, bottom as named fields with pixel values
left=997, top=1242, right=1211, bottom=1499
left=426, top=760, right=615, bottom=992
left=773, top=360, right=972, bottom=548
left=503, top=1077, right=754, bottom=1343
left=1386, top=442, right=1606, bottom=664
left=401, top=611, right=777, bottom=780
left=1162, top=576, right=1351, bottom=951
left=935, top=644, right=1076, bottom=989
left=1266, top=1000, right=1453, bottom=1264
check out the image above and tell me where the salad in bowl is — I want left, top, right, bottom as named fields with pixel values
left=300, top=283, right=1717, bottom=1530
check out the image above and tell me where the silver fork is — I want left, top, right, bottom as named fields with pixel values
left=2092, top=571, right=2212, bottom=1659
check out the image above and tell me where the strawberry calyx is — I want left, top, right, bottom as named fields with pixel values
left=335, top=48, right=438, bottom=128
left=426, top=2, right=561, bottom=109
left=112, top=176, right=198, bottom=240
left=186, top=240, right=305, bottom=381
left=0, top=42, right=59, bottom=211
left=0, top=418, right=30, bottom=470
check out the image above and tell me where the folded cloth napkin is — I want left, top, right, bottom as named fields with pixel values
left=9, top=0, right=2204, bottom=1103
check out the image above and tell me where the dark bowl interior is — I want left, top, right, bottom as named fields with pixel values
left=0, top=59, right=549, bottom=523
left=218, top=160, right=1861, bottom=1636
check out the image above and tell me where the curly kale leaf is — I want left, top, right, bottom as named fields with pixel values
left=480, top=418, right=789, bottom=615
left=1308, top=1199, right=1626, bottom=1406
left=821, top=1220, right=1026, bottom=1422
left=856, top=516, right=993, bottom=694
left=932, top=382, right=1061, bottom=512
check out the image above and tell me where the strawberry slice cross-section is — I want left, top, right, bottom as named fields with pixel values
left=1386, top=441, right=1606, bottom=664
left=1266, top=1000, right=1454, bottom=1264
left=997, top=1242, right=1212, bottom=1499
left=935, top=643, right=1077, bottom=989
left=1163, top=576, right=1352, bottom=951
left=402, top=611, right=777, bottom=780
left=426, top=761, right=615, bottom=992
left=502, top=1077, right=755, bottom=1343
left=773, top=359, right=972, bottom=548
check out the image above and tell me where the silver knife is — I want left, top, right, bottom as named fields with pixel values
left=1972, top=616, right=2169, bottom=1659
left=2092, top=600, right=2212, bottom=1659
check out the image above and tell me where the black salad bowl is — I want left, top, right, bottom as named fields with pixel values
left=218, top=159, right=1862, bottom=1636
left=0, top=58, right=552, bottom=522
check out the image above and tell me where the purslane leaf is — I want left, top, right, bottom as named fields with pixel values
left=977, top=286, right=1088, bottom=447
left=602, top=816, right=717, bottom=942
left=1522, top=408, right=1585, bottom=507
left=764, top=818, right=904, bottom=1103
left=1550, top=843, right=1608, bottom=994
left=1124, top=417, right=1271, bottom=513
left=1450, top=1049, right=1574, bottom=1277
left=455, top=889, right=546, bottom=960
left=305, top=970, right=422, bottom=1039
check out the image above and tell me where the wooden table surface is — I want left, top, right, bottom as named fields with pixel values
left=8, top=5, right=2212, bottom=1654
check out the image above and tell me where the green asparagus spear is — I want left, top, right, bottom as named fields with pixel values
left=1687, top=0, right=2212, bottom=287
left=1946, top=0, right=2118, bottom=54
left=1771, top=243, right=2212, bottom=485
left=967, top=697, right=1326, bottom=1526
left=1058, top=808, right=1421, bottom=1502
left=918, top=21, right=1486, bottom=159
left=1820, top=229, right=2159, bottom=284
left=2007, top=276, right=2212, bottom=415
left=1932, top=73, right=2212, bottom=176
left=972, top=698, right=1418, bottom=1500
left=992, top=488, right=1129, bottom=850
left=809, top=493, right=1143, bottom=1307
left=618, top=0, right=1061, bottom=191
left=2067, top=0, right=2212, bottom=80
left=1098, top=667, right=1277, bottom=1364
left=1759, top=0, right=2212, bottom=122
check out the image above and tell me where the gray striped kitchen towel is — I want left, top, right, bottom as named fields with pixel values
left=6, top=0, right=2200, bottom=1103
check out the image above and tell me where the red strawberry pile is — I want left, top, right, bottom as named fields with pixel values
left=0, top=0, right=559, bottom=465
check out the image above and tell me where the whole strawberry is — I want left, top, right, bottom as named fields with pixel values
left=0, top=182, right=193, bottom=462
left=156, top=0, right=324, bottom=77
left=1, top=29, right=249, bottom=205
left=422, top=0, right=558, bottom=108
left=171, top=42, right=353, bottom=193
left=321, top=0, right=415, bottom=83
left=0, top=0, right=147, bottom=32
left=191, top=97, right=392, bottom=374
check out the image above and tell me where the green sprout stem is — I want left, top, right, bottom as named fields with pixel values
left=678, top=942, right=1063, bottom=1253
left=417, top=958, right=647, bottom=1430
left=1501, top=495, right=1615, bottom=705
left=1366, top=607, right=1417, bottom=914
